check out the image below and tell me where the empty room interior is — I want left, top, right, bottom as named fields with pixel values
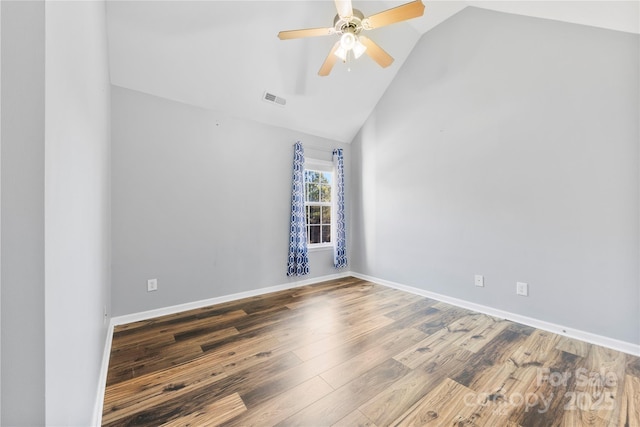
left=1, top=0, right=639, bottom=426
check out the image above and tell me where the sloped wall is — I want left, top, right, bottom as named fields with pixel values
left=351, top=7, right=639, bottom=344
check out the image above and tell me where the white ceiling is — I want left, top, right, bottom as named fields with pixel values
left=106, top=0, right=639, bottom=143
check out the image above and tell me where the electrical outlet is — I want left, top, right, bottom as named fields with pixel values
left=516, top=282, right=528, bottom=296
left=474, top=275, right=484, bottom=287
left=147, top=278, right=158, bottom=292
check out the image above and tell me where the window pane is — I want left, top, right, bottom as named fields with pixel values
left=309, top=225, right=321, bottom=244
left=305, top=169, right=334, bottom=246
left=305, top=170, right=319, bottom=184
left=320, top=172, right=331, bottom=184
left=309, top=206, right=321, bottom=224
left=320, top=185, right=331, bottom=202
left=321, top=206, right=331, bottom=224
left=307, top=183, right=319, bottom=202
left=321, top=225, right=331, bottom=243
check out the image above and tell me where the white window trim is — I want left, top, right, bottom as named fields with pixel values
left=308, top=243, right=333, bottom=251
left=304, top=158, right=335, bottom=249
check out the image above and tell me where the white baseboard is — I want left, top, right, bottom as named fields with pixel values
left=92, top=271, right=351, bottom=426
left=351, top=272, right=640, bottom=357
left=110, top=271, right=352, bottom=327
left=93, top=320, right=115, bottom=426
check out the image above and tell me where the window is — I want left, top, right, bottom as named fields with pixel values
left=304, top=168, right=332, bottom=246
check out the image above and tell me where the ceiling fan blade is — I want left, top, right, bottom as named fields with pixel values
left=318, top=42, right=341, bottom=76
left=359, top=36, right=394, bottom=68
left=363, top=0, right=425, bottom=30
left=278, top=27, right=335, bottom=40
left=334, top=0, right=353, bottom=19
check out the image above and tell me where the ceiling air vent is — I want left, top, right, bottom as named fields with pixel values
left=263, top=91, right=286, bottom=107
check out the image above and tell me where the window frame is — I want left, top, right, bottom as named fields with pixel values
left=304, top=159, right=335, bottom=251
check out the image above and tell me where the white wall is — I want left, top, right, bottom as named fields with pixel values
left=1, top=1, right=111, bottom=425
left=111, top=86, right=350, bottom=316
left=1, top=2, right=46, bottom=424
left=351, top=7, right=639, bottom=345
left=44, top=1, right=111, bottom=425
left=1, top=2, right=3, bottom=421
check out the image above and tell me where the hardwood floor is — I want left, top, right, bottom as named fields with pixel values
left=102, top=277, right=640, bottom=426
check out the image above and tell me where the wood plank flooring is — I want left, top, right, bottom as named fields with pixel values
left=102, top=277, right=640, bottom=426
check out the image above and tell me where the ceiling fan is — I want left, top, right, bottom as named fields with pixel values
left=278, top=0, right=425, bottom=76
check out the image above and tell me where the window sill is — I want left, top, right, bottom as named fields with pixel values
left=308, top=244, right=334, bottom=252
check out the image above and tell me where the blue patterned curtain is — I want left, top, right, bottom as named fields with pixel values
left=287, top=142, right=310, bottom=276
left=333, top=149, right=348, bottom=269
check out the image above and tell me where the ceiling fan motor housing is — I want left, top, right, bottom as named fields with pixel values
left=333, top=8, right=365, bottom=35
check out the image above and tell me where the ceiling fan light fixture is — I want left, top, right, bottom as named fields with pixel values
left=334, top=45, right=348, bottom=61
left=334, top=32, right=366, bottom=61
left=352, top=39, right=367, bottom=59
left=340, top=32, right=356, bottom=50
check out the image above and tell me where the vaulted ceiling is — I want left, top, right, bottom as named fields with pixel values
left=106, top=1, right=639, bottom=143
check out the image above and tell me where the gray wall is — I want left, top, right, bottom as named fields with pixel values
left=1, top=1, right=46, bottom=424
left=1, top=1, right=111, bottom=425
left=111, top=86, right=350, bottom=316
left=351, top=7, right=639, bottom=344
left=44, top=1, right=111, bottom=425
